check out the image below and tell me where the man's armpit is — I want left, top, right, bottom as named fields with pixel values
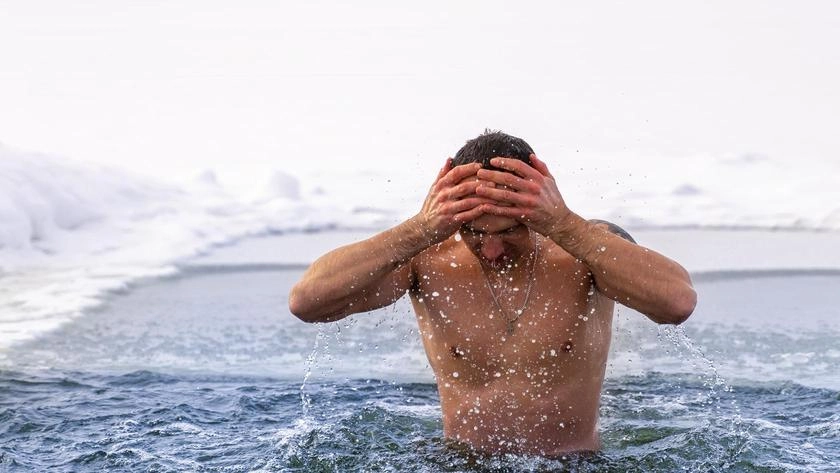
left=589, top=219, right=636, bottom=244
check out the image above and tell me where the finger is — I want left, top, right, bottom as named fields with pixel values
left=439, top=162, right=481, bottom=187
left=444, top=179, right=482, bottom=200
left=476, top=185, right=535, bottom=207
left=529, top=154, right=553, bottom=178
left=477, top=178, right=496, bottom=189
left=446, top=196, right=495, bottom=214
left=489, top=157, right=542, bottom=180
left=436, top=157, right=453, bottom=181
left=476, top=169, right=540, bottom=193
left=481, top=204, right=530, bottom=220
left=453, top=205, right=487, bottom=223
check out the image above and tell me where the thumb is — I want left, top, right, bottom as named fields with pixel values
left=436, top=157, right=453, bottom=180
left=530, top=154, right=553, bottom=178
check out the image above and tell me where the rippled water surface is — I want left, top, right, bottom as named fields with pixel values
left=1, top=268, right=839, bottom=472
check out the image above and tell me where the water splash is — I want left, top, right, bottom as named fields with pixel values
left=300, top=325, right=326, bottom=416
left=656, top=324, right=750, bottom=466
left=657, top=325, right=736, bottom=403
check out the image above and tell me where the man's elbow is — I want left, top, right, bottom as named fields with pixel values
left=661, top=286, right=697, bottom=325
left=288, top=284, right=321, bottom=323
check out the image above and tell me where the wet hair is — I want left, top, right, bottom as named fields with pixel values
left=452, top=129, right=535, bottom=170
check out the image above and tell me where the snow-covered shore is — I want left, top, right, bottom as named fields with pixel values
left=2, top=144, right=839, bottom=349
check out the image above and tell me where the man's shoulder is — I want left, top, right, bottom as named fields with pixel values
left=409, top=236, right=476, bottom=291
left=588, top=219, right=636, bottom=244
left=416, top=236, right=466, bottom=261
left=410, top=235, right=467, bottom=270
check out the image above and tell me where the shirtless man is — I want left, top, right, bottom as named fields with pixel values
left=289, top=130, right=696, bottom=457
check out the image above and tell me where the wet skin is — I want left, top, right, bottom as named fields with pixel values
left=409, top=217, right=613, bottom=456
left=289, top=154, right=696, bottom=457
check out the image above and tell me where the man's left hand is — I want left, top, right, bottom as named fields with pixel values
left=475, top=154, right=573, bottom=238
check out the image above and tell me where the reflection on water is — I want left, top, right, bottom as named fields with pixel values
left=1, top=269, right=839, bottom=471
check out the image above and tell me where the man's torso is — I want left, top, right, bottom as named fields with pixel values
left=408, top=234, right=614, bottom=456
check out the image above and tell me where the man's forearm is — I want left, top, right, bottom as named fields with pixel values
left=288, top=215, right=432, bottom=321
left=549, top=212, right=697, bottom=324
left=289, top=159, right=488, bottom=322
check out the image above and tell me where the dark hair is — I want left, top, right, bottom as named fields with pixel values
left=452, top=129, right=534, bottom=169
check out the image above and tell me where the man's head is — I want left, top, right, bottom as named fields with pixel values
left=452, top=130, right=538, bottom=267
left=452, top=129, right=535, bottom=170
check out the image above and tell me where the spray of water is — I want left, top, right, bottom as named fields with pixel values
left=656, top=323, right=750, bottom=468
left=299, top=325, right=326, bottom=416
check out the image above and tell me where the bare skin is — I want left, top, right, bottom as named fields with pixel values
left=289, top=155, right=697, bottom=457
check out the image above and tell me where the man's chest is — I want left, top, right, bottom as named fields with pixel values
left=409, top=257, right=614, bottom=381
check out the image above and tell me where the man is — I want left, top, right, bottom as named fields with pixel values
left=289, top=130, right=696, bottom=457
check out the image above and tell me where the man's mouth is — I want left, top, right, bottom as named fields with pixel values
left=483, top=252, right=510, bottom=269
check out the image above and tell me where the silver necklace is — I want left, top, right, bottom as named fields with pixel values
left=481, top=231, right=539, bottom=335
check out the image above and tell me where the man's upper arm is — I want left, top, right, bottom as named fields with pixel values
left=589, top=219, right=636, bottom=244
left=586, top=219, right=637, bottom=305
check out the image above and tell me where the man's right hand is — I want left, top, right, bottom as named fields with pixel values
left=291, top=159, right=490, bottom=322
left=415, top=159, right=490, bottom=245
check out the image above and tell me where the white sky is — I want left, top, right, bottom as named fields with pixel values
left=1, top=1, right=839, bottom=190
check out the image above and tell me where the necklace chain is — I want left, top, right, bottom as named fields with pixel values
left=480, top=231, right=539, bottom=335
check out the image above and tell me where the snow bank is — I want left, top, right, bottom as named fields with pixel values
left=0, top=145, right=392, bottom=349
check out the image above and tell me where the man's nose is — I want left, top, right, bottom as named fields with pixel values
left=480, top=236, right=505, bottom=260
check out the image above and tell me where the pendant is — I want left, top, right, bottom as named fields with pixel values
left=506, top=321, right=515, bottom=335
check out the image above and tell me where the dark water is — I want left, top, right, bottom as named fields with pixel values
left=1, top=268, right=839, bottom=472
left=2, top=371, right=837, bottom=472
